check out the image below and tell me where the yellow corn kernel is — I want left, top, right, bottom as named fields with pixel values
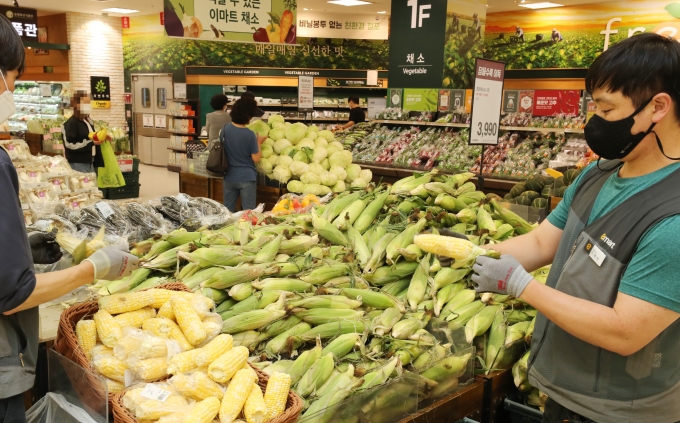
left=113, top=307, right=157, bottom=329
left=142, top=318, right=193, bottom=351
left=99, top=290, right=155, bottom=314
left=76, top=319, right=97, bottom=359
left=149, top=289, right=176, bottom=309
left=263, top=372, right=291, bottom=421
left=244, top=383, right=267, bottom=423
left=195, top=334, right=233, bottom=367
left=218, top=367, right=257, bottom=423
left=129, top=356, right=168, bottom=381
left=92, top=355, right=127, bottom=382
left=170, top=372, right=224, bottom=401
left=414, top=234, right=488, bottom=261
left=105, top=378, right=125, bottom=393
left=157, top=301, right=175, bottom=321
left=167, top=349, right=202, bottom=375
left=183, top=397, right=220, bottom=423
left=93, top=309, right=122, bottom=348
left=171, top=297, right=207, bottom=346
left=208, top=346, right=249, bottom=384
left=136, top=335, right=169, bottom=360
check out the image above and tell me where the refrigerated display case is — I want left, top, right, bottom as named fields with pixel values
left=8, top=81, right=71, bottom=132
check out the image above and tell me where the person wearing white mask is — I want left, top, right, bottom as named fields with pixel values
left=0, top=16, right=139, bottom=423
left=63, top=90, right=105, bottom=173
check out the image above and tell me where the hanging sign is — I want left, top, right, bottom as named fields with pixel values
left=503, top=90, right=519, bottom=114
left=450, top=89, right=465, bottom=111
left=438, top=90, right=450, bottom=112
left=388, top=88, right=403, bottom=108
left=122, top=17, right=130, bottom=29
left=532, top=90, right=581, bottom=116
left=469, top=59, right=505, bottom=145
left=0, top=6, right=38, bottom=41
left=298, top=75, right=314, bottom=111
left=90, top=76, right=111, bottom=109
left=297, top=11, right=389, bottom=40
left=403, top=88, right=438, bottom=111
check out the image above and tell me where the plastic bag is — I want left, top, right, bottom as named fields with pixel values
left=97, top=141, right=126, bottom=188
left=270, top=193, right=325, bottom=216
left=123, top=382, right=189, bottom=420
left=26, top=392, right=100, bottom=423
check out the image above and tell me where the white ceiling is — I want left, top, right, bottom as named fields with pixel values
left=11, top=0, right=602, bottom=17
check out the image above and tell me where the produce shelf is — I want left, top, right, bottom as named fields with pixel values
left=372, top=120, right=470, bottom=128
left=167, top=131, right=197, bottom=136
left=500, top=126, right=584, bottom=134
left=167, top=164, right=182, bottom=173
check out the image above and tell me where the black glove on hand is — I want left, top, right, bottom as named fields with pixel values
left=28, top=231, right=63, bottom=265
left=437, top=229, right=468, bottom=267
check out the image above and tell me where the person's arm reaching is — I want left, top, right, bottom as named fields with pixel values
left=250, top=134, right=264, bottom=163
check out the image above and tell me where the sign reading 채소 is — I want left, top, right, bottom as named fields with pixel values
left=469, top=59, right=505, bottom=145
left=0, top=6, right=38, bottom=41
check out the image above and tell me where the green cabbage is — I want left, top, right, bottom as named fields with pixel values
left=317, top=130, right=335, bottom=141
left=308, top=163, right=325, bottom=175
left=286, top=122, right=308, bottom=144
left=307, top=125, right=319, bottom=132
left=312, top=147, right=328, bottom=163
left=320, top=171, right=338, bottom=187
left=272, top=122, right=286, bottom=130
left=273, top=139, right=292, bottom=154
left=269, top=128, right=286, bottom=141
left=321, top=158, right=330, bottom=171
left=346, top=164, right=362, bottom=182
left=248, top=120, right=270, bottom=137
left=326, top=144, right=340, bottom=157
left=284, top=122, right=292, bottom=128
left=262, top=138, right=274, bottom=148
left=301, top=172, right=321, bottom=185
left=287, top=180, right=304, bottom=193
left=332, top=180, right=346, bottom=193
left=305, top=131, right=318, bottom=141
left=258, top=157, right=273, bottom=174
left=329, top=166, right=347, bottom=182
left=329, top=151, right=352, bottom=169
left=303, top=184, right=332, bottom=196
left=268, top=114, right=285, bottom=126
left=268, top=155, right=279, bottom=166
left=261, top=144, right=273, bottom=158
left=329, top=141, right=344, bottom=151
left=360, top=169, right=373, bottom=183
left=314, top=137, right=328, bottom=149
left=297, top=138, right=315, bottom=149
left=293, top=150, right=309, bottom=164
left=281, top=146, right=296, bottom=156
left=289, top=161, right=309, bottom=177
left=272, top=166, right=292, bottom=183
left=278, top=155, right=293, bottom=167
left=351, top=178, right=368, bottom=188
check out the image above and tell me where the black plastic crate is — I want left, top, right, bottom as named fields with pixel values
left=504, top=396, right=543, bottom=423
left=103, top=183, right=140, bottom=200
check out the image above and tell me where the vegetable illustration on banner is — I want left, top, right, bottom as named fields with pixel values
left=163, top=0, right=296, bottom=44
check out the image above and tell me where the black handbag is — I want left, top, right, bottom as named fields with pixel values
left=206, top=133, right=228, bottom=176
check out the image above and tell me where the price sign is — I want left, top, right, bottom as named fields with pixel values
left=469, top=59, right=505, bottom=145
left=298, top=76, right=314, bottom=111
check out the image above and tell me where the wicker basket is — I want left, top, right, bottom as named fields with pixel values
left=111, top=363, right=303, bottom=423
left=53, top=283, right=192, bottom=413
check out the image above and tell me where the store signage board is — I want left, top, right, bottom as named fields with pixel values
left=469, top=58, right=505, bottom=145
left=519, top=91, right=534, bottom=113
left=438, top=90, right=450, bottom=112
left=40, top=85, right=52, bottom=98
left=388, top=0, right=448, bottom=88
left=174, top=83, right=187, bottom=99
left=165, top=0, right=296, bottom=44
left=403, top=88, right=438, bottom=112
left=367, top=70, right=378, bottom=86
left=143, top=114, right=154, bottom=128
left=389, top=88, right=403, bottom=108
left=155, top=115, right=167, bottom=129
left=450, top=89, right=465, bottom=112
left=122, top=17, right=130, bottom=29
left=503, top=90, right=519, bottom=114
left=186, top=66, right=388, bottom=79
left=533, top=90, right=581, bottom=116
left=0, top=6, right=38, bottom=41
left=297, top=11, right=389, bottom=40
left=368, top=97, right=387, bottom=119
left=90, top=76, right=111, bottom=109
left=298, top=76, right=314, bottom=111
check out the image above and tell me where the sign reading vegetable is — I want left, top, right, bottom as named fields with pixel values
left=163, top=0, right=296, bottom=44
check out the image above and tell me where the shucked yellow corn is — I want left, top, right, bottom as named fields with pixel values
left=171, top=297, right=207, bottom=346
left=414, top=234, right=497, bottom=261
left=76, top=320, right=97, bottom=358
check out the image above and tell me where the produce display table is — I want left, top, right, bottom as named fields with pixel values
left=397, top=380, right=485, bottom=423
left=478, top=369, right=518, bottom=423
left=179, top=172, right=284, bottom=211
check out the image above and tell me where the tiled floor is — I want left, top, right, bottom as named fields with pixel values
left=137, top=163, right=180, bottom=203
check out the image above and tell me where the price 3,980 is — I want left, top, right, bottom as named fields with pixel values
left=477, top=122, right=498, bottom=137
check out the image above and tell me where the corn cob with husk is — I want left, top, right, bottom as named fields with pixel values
left=359, top=356, right=402, bottom=391
left=333, top=196, right=370, bottom=231
left=477, top=206, right=498, bottom=235
left=354, top=191, right=389, bottom=234
left=181, top=267, right=222, bottom=290
left=465, top=305, right=501, bottom=343
left=299, top=263, right=349, bottom=285
left=421, top=353, right=471, bottom=398
left=178, top=262, right=201, bottom=280
left=371, top=307, right=403, bottom=336
left=142, top=244, right=192, bottom=269
left=367, top=215, right=391, bottom=251
left=364, top=261, right=419, bottom=285
left=312, top=211, right=349, bottom=247
left=178, top=248, right=250, bottom=268
left=504, top=321, right=532, bottom=348
left=347, top=223, right=371, bottom=267
left=484, top=308, right=508, bottom=373
left=222, top=309, right=286, bottom=334
left=363, top=232, right=398, bottom=274
left=406, top=254, right=431, bottom=311
left=512, top=351, right=533, bottom=392
left=289, top=295, right=361, bottom=309
left=491, top=199, right=538, bottom=235
left=231, top=331, right=261, bottom=350
left=251, top=278, right=313, bottom=292
left=446, top=300, right=486, bottom=326
left=525, top=318, right=536, bottom=344
left=294, top=320, right=366, bottom=343
left=434, top=193, right=468, bottom=213
left=278, top=234, right=320, bottom=255
left=295, top=352, right=335, bottom=397
left=412, top=343, right=451, bottom=371
left=385, top=218, right=427, bottom=265
left=441, top=289, right=476, bottom=317
left=390, top=173, right=432, bottom=195
left=252, top=233, right=282, bottom=264
left=434, top=282, right=465, bottom=317
left=340, top=287, right=405, bottom=312
left=265, top=322, right=312, bottom=356
left=228, top=282, right=253, bottom=301
left=165, top=229, right=203, bottom=246
left=286, top=341, right=323, bottom=384
left=292, top=308, right=364, bottom=326
left=98, top=268, right=152, bottom=295
left=506, top=309, right=537, bottom=324
left=391, top=313, right=430, bottom=340
left=379, top=278, right=410, bottom=297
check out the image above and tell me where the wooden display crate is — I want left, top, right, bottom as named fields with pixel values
left=477, top=369, right=518, bottom=423
left=24, top=133, right=42, bottom=156
left=179, top=172, right=210, bottom=199
left=397, top=380, right=485, bottom=423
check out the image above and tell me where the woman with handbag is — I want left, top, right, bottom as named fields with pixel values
left=220, top=97, right=265, bottom=212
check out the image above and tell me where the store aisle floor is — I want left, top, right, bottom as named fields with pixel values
left=137, top=164, right=179, bottom=203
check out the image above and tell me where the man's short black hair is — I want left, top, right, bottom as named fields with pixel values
left=0, top=15, right=25, bottom=75
left=210, top=94, right=229, bottom=111
left=230, top=98, right=258, bottom=124
left=348, top=96, right=360, bottom=105
left=586, top=33, right=680, bottom=121
left=241, top=91, right=255, bottom=100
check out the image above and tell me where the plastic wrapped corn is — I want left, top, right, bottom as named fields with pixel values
left=123, top=383, right=189, bottom=420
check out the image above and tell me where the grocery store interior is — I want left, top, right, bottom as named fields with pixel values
left=2, top=0, right=677, bottom=421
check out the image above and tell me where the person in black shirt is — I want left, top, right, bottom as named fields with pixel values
left=63, top=90, right=104, bottom=173
left=336, top=96, right=365, bottom=131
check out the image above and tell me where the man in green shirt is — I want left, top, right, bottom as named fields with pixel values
left=471, top=33, right=680, bottom=423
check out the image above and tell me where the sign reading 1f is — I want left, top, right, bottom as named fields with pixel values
left=407, top=0, right=431, bottom=28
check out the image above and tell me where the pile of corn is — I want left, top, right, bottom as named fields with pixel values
left=85, top=169, right=545, bottom=419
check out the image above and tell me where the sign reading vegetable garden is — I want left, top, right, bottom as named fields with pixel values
left=164, top=0, right=296, bottom=44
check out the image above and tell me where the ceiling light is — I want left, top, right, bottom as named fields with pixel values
left=518, top=2, right=563, bottom=9
left=377, top=10, right=386, bottom=13
left=101, top=7, right=140, bottom=13
left=303, top=7, right=308, bottom=10
left=327, top=0, right=372, bottom=6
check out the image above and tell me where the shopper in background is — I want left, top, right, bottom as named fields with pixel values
left=205, top=94, right=231, bottom=142
left=335, top=96, right=365, bottom=131
left=221, top=97, right=265, bottom=212
left=63, top=90, right=104, bottom=173
left=0, top=15, right=138, bottom=423
left=240, top=91, right=265, bottom=118
left=470, top=33, right=680, bottom=423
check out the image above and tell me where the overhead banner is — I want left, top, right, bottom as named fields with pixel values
left=164, top=0, right=296, bottom=44
left=469, top=59, right=505, bottom=145
left=389, top=0, right=448, bottom=88
left=297, top=11, right=389, bottom=40
left=442, top=0, right=488, bottom=89
left=532, top=90, right=581, bottom=116
left=0, top=6, right=38, bottom=41
left=485, top=0, right=680, bottom=70
left=91, top=76, right=112, bottom=109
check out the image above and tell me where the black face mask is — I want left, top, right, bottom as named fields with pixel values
left=584, top=97, right=656, bottom=160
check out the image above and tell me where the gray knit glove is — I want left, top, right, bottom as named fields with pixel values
left=84, top=245, right=139, bottom=280
left=471, top=255, right=533, bottom=298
